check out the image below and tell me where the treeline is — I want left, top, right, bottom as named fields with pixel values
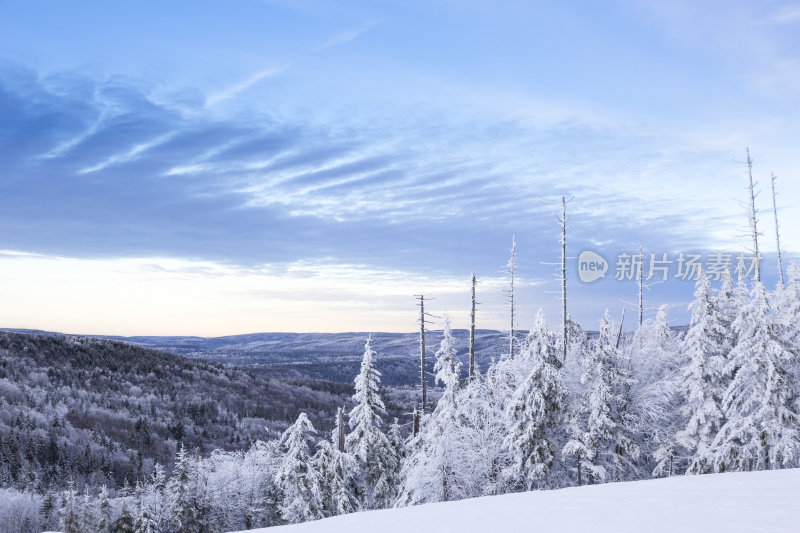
left=8, top=265, right=797, bottom=533
left=0, top=333, right=347, bottom=497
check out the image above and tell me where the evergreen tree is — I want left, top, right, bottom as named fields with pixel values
left=275, top=413, right=323, bottom=524
left=314, top=439, right=358, bottom=517
left=133, top=487, right=156, bottom=533
left=452, top=372, right=506, bottom=498
left=58, top=482, right=80, bottom=533
left=502, top=309, right=566, bottom=489
left=388, top=418, right=406, bottom=471
left=112, top=503, right=135, bottom=533
left=583, top=311, right=640, bottom=482
left=397, top=316, right=466, bottom=504
left=561, top=408, right=599, bottom=486
left=345, top=337, right=397, bottom=509
left=166, top=445, right=199, bottom=533
left=710, top=283, right=800, bottom=471
left=39, top=490, right=57, bottom=530
left=79, top=486, right=97, bottom=533
left=676, top=274, right=728, bottom=473
left=433, top=315, right=461, bottom=411
left=98, top=485, right=112, bottom=533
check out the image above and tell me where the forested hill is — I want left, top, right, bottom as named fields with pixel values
left=0, top=331, right=347, bottom=493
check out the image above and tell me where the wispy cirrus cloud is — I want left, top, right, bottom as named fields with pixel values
left=205, top=66, right=287, bottom=107
left=1, top=62, right=797, bottom=334
left=318, top=23, right=376, bottom=50
left=770, top=3, right=800, bottom=24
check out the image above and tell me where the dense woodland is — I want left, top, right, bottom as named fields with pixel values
left=1, top=260, right=799, bottom=533
left=0, top=333, right=352, bottom=531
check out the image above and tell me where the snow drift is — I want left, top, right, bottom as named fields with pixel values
left=232, top=468, right=799, bottom=533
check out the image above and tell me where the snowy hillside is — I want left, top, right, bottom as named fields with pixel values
left=233, top=469, right=800, bottom=533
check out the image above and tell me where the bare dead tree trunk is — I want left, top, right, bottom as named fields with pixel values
left=771, top=173, right=785, bottom=288
left=506, top=236, right=517, bottom=359
left=616, top=307, right=626, bottom=349
left=559, top=196, right=569, bottom=363
left=469, top=272, right=476, bottom=381
left=746, top=148, right=761, bottom=282
left=337, top=406, right=345, bottom=453
left=412, top=407, right=420, bottom=437
left=416, top=295, right=427, bottom=413
left=638, top=246, right=644, bottom=327
left=577, top=454, right=582, bottom=486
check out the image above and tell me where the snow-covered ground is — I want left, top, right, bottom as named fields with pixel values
left=233, top=469, right=799, bottom=533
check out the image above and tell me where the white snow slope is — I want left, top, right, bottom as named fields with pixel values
left=233, top=469, right=799, bottom=533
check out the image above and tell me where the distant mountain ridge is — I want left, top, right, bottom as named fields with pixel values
left=1, top=326, right=687, bottom=386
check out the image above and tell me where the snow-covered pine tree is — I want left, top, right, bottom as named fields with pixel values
left=561, top=408, right=600, bottom=486
left=79, top=486, right=97, bottom=533
left=583, top=310, right=640, bottom=482
left=112, top=503, right=135, bottom=533
left=316, top=437, right=359, bottom=518
left=313, top=438, right=358, bottom=518
left=710, top=282, right=800, bottom=471
left=275, top=412, right=324, bottom=523
left=626, top=304, right=681, bottom=478
left=397, top=315, right=466, bottom=504
left=345, top=336, right=397, bottom=510
left=98, top=485, right=111, bottom=533
left=502, top=309, right=566, bottom=490
left=433, top=314, right=461, bottom=412
left=777, top=262, right=800, bottom=348
left=560, top=314, right=594, bottom=487
left=313, top=439, right=334, bottom=517
left=676, top=274, right=729, bottom=474
left=450, top=370, right=506, bottom=498
left=388, top=418, right=406, bottom=469
left=58, top=482, right=80, bottom=533
left=166, top=444, right=200, bottom=533
left=133, top=486, right=156, bottom=533
left=143, top=464, right=168, bottom=531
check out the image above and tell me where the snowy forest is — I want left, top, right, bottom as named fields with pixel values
left=2, top=252, right=799, bottom=532
left=1, top=165, right=799, bottom=533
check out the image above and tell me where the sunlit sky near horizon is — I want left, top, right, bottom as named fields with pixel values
left=1, top=0, right=799, bottom=336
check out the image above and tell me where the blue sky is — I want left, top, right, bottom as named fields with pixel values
left=0, top=0, right=798, bottom=335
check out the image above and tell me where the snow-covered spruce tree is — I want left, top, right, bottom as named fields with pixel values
left=388, top=418, right=406, bottom=469
left=397, top=315, right=466, bottom=504
left=133, top=486, right=156, bottom=533
left=676, top=274, right=729, bottom=474
left=314, top=438, right=358, bottom=518
left=560, top=314, right=597, bottom=486
left=626, top=305, right=681, bottom=477
left=345, top=336, right=397, bottom=510
left=777, top=262, right=800, bottom=348
left=113, top=503, right=135, bottom=533
left=710, top=282, right=800, bottom=471
left=502, top=309, right=567, bottom=490
left=561, top=408, right=601, bottom=486
left=166, top=444, right=200, bottom=533
left=450, top=369, right=506, bottom=498
left=275, top=413, right=324, bottom=524
left=433, top=314, right=461, bottom=413
left=58, top=482, right=80, bottom=533
left=98, top=485, right=111, bottom=533
left=582, top=310, right=640, bottom=482
left=238, top=440, right=282, bottom=529
left=144, top=464, right=168, bottom=532
left=79, top=486, right=97, bottom=533
left=313, top=438, right=336, bottom=517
